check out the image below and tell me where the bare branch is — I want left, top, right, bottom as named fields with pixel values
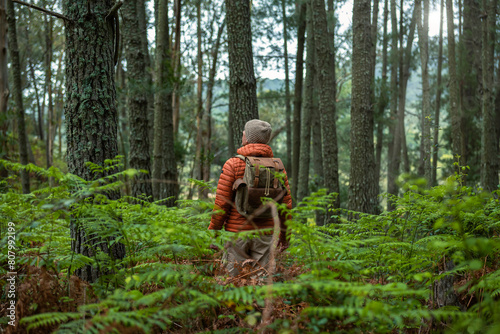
left=12, top=0, right=71, bottom=22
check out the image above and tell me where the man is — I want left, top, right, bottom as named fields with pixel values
left=208, top=119, right=292, bottom=276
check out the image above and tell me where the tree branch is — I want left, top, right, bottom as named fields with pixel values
left=105, top=1, right=123, bottom=21
left=12, top=0, right=72, bottom=22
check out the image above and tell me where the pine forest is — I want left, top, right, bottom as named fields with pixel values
left=0, top=0, right=500, bottom=332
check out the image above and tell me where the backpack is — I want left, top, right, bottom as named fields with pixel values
left=232, top=155, right=287, bottom=218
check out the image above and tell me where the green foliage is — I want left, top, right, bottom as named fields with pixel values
left=1, top=160, right=499, bottom=333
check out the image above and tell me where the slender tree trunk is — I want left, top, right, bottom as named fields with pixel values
left=417, top=0, right=432, bottom=184
left=432, top=0, right=444, bottom=186
left=386, top=0, right=399, bottom=210
left=63, top=0, right=125, bottom=282
left=375, top=0, right=389, bottom=193
left=172, top=0, right=181, bottom=136
left=137, top=0, right=155, bottom=159
left=123, top=0, right=153, bottom=199
left=480, top=0, right=498, bottom=191
left=0, top=0, right=8, bottom=186
left=226, top=0, right=259, bottom=156
left=45, top=16, right=54, bottom=187
left=154, top=0, right=178, bottom=205
left=204, top=17, right=225, bottom=195
left=349, top=0, right=378, bottom=214
left=447, top=0, right=464, bottom=166
left=6, top=0, right=29, bottom=194
left=291, top=2, right=306, bottom=202
left=311, top=0, right=340, bottom=223
left=282, top=0, right=292, bottom=173
left=27, top=59, right=44, bottom=141
left=297, top=2, right=314, bottom=203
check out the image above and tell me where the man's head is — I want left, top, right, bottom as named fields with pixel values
left=243, top=119, right=272, bottom=145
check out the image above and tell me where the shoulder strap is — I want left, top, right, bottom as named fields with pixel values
left=235, top=154, right=246, bottom=161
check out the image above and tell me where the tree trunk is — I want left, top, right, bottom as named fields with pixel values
left=137, top=0, right=155, bottom=160
left=172, top=0, right=181, bottom=136
left=123, top=0, right=153, bottom=199
left=311, top=0, right=340, bottom=223
left=226, top=0, right=259, bottom=156
left=28, top=59, right=44, bottom=141
left=386, top=0, right=399, bottom=210
left=349, top=0, right=378, bottom=215
left=480, top=0, right=498, bottom=191
left=432, top=0, right=444, bottom=186
left=45, top=16, right=55, bottom=187
left=461, top=0, right=482, bottom=180
left=291, top=2, right=306, bottom=202
left=296, top=2, right=314, bottom=203
left=6, top=0, right=29, bottom=194
left=203, top=17, right=226, bottom=197
left=63, top=0, right=125, bottom=282
left=417, top=0, right=432, bottom=184
left=153, top=0, right=178, bottom=205
left=193, top=0, right=204, bottom=198
left=282, top=0, right=292, bottom=173
left=0, top=0, right=8, bottom=186
left=447, top=0, right=464, bottom=166
left=375, top=0, right=389, bottom=193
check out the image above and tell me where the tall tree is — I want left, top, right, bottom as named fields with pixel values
left=480, top=0, right=498, bottom=190
left=0, top=0, right=9, bottom=178
left=226, top=0, right=259, bottom=155
left=375, top=0, right=389, bottom=191
left=446, top=0, right=464, bottom=165
left=63, top=0, right=125, bottom=281
left=172, top=0, right=181, bottom=136
left=416, top=0, right=432, bottom=183
left=297, top=2, right=314, bottom=203
left=6, top=0, right=29, bottom=194
left=45, top=15, right=55, bottom=187
left=291, top=2, right=306, bottom=202
left=282, top=0, right=292, bottom=172
left=153, top=0, right=177, bottom=205
left=123, top=0, right=153, bottom=199
left=311, top=0, right=339, bottom=223
left=349, top=0, right=378, bottom=214
left=432, top=0, right=445, bottom=186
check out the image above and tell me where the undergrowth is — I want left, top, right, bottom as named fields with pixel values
left=0, top=159, right=499, bottom=333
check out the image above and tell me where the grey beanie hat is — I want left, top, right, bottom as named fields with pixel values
left=244, top=119, right=272, bottom=144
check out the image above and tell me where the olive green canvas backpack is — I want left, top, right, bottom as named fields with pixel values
left=232, top=155, right=287, bottom=218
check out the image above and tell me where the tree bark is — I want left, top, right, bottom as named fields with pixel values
left=432, top=0, right=444, bottom=186
left=447, top=0, right=464, bottom=166
left=282, top=0, right=292, bottom=173
left=375, top=0, right=389, bottom=193
left=153, top=0, right=178, bottom=205
left=45, top=16, right=55, bottom=187
left=63, top=0, right=125, bottom=282
left=193, top=0, right=203, bottom=198
left=297, top=2, right=314, bottom=203
left=172, top=0, right=181, bottom=136
left=226, top=0, right=259, bottom=156
left=291, top=2, right=306, bottom=203
left=349, top=0, right=378, bottom=214
left=311, top=0, right=339, bottom=223
left=417, top=0, right=432, bottom=184
left=6, top=0, right=29, bottom=194
left=122, top=0, right=153, bottom=199
left=0, top=0, right=7, bottom=184
left=480, top=0, right=498, bottom=191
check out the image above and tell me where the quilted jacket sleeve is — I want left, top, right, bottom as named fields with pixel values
left=208, top=159, right=236, bottom=230
left=279, top=169, right=293, bottom=243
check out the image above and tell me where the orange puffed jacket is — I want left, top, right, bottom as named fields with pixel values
left=208, top=143, right=292, bottom=235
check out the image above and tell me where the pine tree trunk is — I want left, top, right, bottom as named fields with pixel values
left=480, top=0, right=498, bottom=191
left=123, top=0, right=153, bottom=199
left=461, top=0, right=482, bottom=179
left=154, top=0, right=178, bottom=205
left=311, top=0, right=339, bottom=223
left=45, top=16, right=55, bottom=186
left=282, top=0, right=292, bottom=173
left=226, top=0, right=259, bottom=156
left=349, top=0, right=378, bottom=215
left=0, top=0, right=8, bottom=186
left=291, top=2, right=306, bottom=202
left=417, top=0, right=432, bottom=184
left=375, top=0, right=389, bottom=193
left=297, top=2, right=314, bottom=203
left=6, top=0, right=29, bottom=194
left=193, top=0, right=204, bottom=198
left=386, top=0, right=399, bottom=210
left=447, top=0, right=464, bottom=166
left=432, top=0, right=444, bottom=186
left=63, top=0, right=125, bottom=282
